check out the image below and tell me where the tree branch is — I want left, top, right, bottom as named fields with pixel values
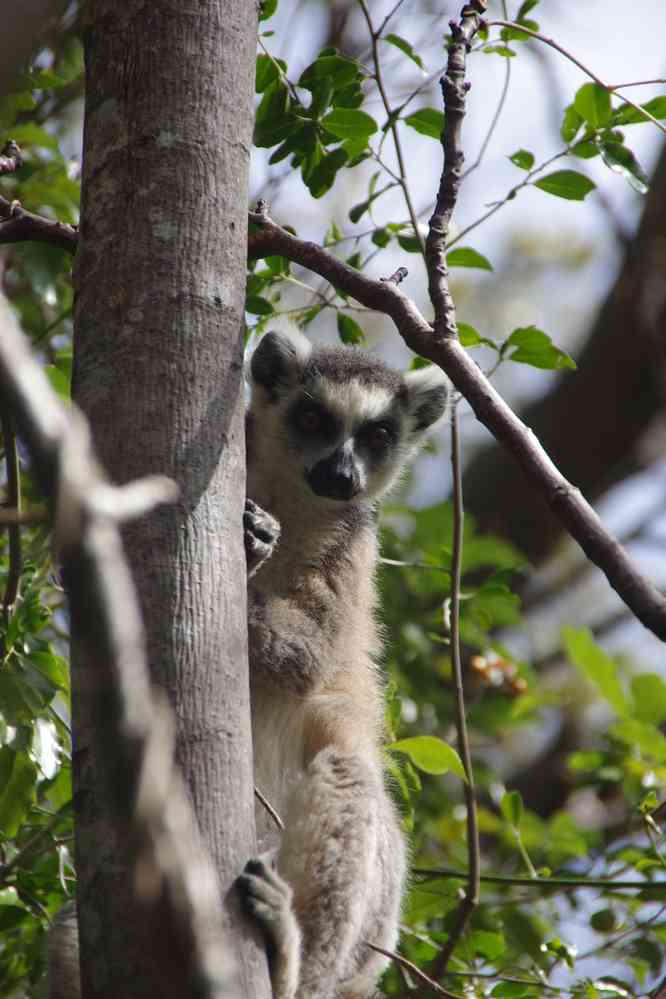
left=0, top=295, right=238, bottom=999
left=0, top=193, right=78, bottom=253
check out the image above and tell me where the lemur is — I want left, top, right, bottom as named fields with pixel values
left=239, top=324, right=449, bottom=999
left=47, top=325, right=449, bottom=999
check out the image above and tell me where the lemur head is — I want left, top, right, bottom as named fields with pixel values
left=247, top=324, right=449, bottom=507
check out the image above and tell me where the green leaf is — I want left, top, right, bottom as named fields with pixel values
left=562, top=627, right=629, bottom=717
left=483, top=45, right=516, bottom=57
left=574, top=83, right=612, bottom=128
left=371, top=227, right=391, bottom=248
left=306, top=146, right=349, bottom=198
left=457, top=323, right=498, bottom=351
left=631, top=673, right=666, bottom=725
left=9, top=123, right=59, bottom=152
left=500, top=789, right=523, bottom=826
left=534, top=170, right=595, bottom=201
left=561, top=104, right=583, bottom=143
left=470, top=929, right=506, bottom=960
left=403, top=107, right=444, bottom=140
left=336, top=313, right=365, bottom=345
left=611, top=719, right=666, bottom=763
left=509, top=149, right=535, bottom=171
left=491, top=985, right=532, bottom=998
left=446, top=247, right=493, bottom=271
left=255, top=54, right=286, bottom=93
left=396, top=229, right=423, bottom=253
left=590, top=908, right=617, bottom=933
left=299, top=55, right=360, bottom=93
left=0, top=748, right=37, bottom=837
left=390, top=736, right=466, bottom=780
left=570, top=138, right=600, bottom=160
left=383, top=33, right=424, bottom=70
left=599, top=140, right=649, bottom=194
left=504, top=325, right=576, bottom=370
left=517, top=0, right=540, bottom=18
left=245, top=295, right=274, bottom=316
left=321, top=108, right=377, bottom=141
left=349, top=181, right=394, bottom=223
left=254, top=80, right=295, bottom=148
left=258, top=0, right=278, bottom=21
left=611, top=95, right=666, bottom=126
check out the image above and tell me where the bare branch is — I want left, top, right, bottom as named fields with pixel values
left=431, top=406, right=480, bottom=979
left=247, top=212, right=666, bottom=642
left=0, top=295, right=238, bottom=998
left=0, top=194, right=78, bottom=253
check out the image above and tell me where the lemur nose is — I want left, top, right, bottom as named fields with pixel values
left=307, top=446, right=361, bottom=501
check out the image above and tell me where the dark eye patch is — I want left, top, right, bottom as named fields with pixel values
left=287, top=397, right=340, bottom=441
left=356, top=419, right=398, bottom=452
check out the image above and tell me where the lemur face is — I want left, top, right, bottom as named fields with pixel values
left=248, top=326, right=449, bottom=505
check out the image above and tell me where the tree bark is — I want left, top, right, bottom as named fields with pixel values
left=462, top=139, right=666, bottom=562
left=71, top=2, right=270, bottom=996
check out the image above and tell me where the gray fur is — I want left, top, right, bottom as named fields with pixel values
left=242, top=325, right=449, bottom=998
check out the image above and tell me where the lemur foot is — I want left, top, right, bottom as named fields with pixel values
left=238, top=855, right=301, bottom=999
left=244, top=499, right=281, bottom=577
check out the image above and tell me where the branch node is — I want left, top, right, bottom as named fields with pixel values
left=382, top=266, right=408, bottom=285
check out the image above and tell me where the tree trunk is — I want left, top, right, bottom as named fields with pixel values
left=462, top=139, right=666, bottom=562
left=71, top=2, right=270, bottom=996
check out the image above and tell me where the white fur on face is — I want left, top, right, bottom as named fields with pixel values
left=314, top=379, right=395, bottom=440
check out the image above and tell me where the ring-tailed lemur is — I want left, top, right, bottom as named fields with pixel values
left=47, top=324, right=449, bottom=999
left=239, top=325, right=449, bottom=999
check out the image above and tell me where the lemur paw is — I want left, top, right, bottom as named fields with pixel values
left=244, top=499, right=280, bottom=577
left=238, top=855, right=293, bottom=934
left=238, top=855, right=301, bottom=999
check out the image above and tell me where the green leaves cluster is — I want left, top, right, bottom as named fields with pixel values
left=255, top=48, right=371, bottom=198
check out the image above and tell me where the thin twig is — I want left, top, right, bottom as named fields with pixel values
left=430, top=404, right=480, bottom=980
left=2, top=412, right=22, bottom=624
left=487, top=20, right=666, bottom=136
left=413, top=867, right=662, bottom=890
left=364, top=941, right=462, bottom=998
left=0, top=508, right=48, bottom=525
left=358, top=0, right=426, bottom=258
left=254, top=786, right=284, bottom=832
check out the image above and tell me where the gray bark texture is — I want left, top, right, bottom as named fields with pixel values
left=70, top=2, right=270, bottom=996
left=462, top=139, right=666, bottom=562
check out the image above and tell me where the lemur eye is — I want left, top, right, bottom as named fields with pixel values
left=363, top=425, right=391, bottom=450
left=297, top=407, right=322, bottom=433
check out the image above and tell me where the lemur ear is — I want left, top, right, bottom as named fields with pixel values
left=403, top=364, right=450, bottom=434
left=250, top=325, right=312, bottom=396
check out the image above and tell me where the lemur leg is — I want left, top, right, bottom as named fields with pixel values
left=285, top=747, right=392, bottom=999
